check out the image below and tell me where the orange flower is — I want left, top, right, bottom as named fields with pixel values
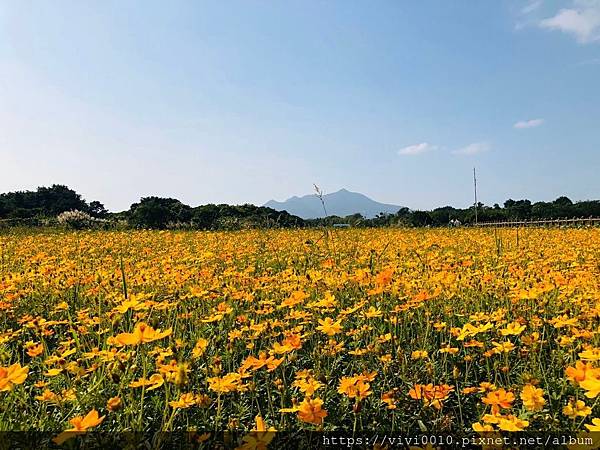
left=159, top=360, right=191, bottom=386
left=106, top=396, right=122, bottom=412
left=53, top=409, right=105, bottom=444
left=381, top=390, right=397, bottom=410
left=566, top=361, right=596, bottom=385
left=337, top=376, right=372, bottom=400
left=114, top=322, right=172, bottom=346
left=297, top=397, right=327, bottom=425
left=25, top=342, right=44, bottom=357
left=293, top=376, right=324, bottom=397
left=482, top=388, right=515, bottom=415
left=0, top=363, right=29, bottom=392
left=207, top=373, right=243, bottom=393
left=408, top=384, right=454, bottom=410
left=241, top=352, right=284, bottom=373
left=272, top=333, right=302, bottom=354
left=338, top=377, right=358, bottom=396
left=375, top=267, right=394, bottom=286
left=280, top=291, right=308, bottom=308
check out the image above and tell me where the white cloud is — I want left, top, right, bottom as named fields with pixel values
left=452, top=142, right=490, bottom=156
left=515, top=0, right=544, bottom=30
left=539, top=0, right=600, bottom=43
left=514, top=118, right=544, bottom=129
left=522, top=0, right=543, bottom=15
left=398, top=142, right=437, bottom=156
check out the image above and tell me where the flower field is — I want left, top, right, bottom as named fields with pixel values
left=1, top=227, right=600, bottom=440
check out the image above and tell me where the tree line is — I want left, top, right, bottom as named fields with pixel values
left=308, top=196, right=600, bottom=227
left=0, top=185, right=303, bottom=229
left=1, top=185, right=599, bottom=229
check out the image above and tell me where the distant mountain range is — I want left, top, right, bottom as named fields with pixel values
left=264, top=189, right=402, bottom=219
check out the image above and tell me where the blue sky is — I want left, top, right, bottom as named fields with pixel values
left=1, top=1, right=599, bottom=211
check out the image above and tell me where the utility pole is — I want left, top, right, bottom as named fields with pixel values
left=473, top=167, right=478, bottom=224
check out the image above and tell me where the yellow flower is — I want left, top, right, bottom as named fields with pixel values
left=585, top=418, right=600, bottom=431
left=520, top=384, right=545, bottom=411
left=238, top=415, right=276, bottom=450
left=498, top=415, right=529, bottom=431
left=472, top=422, right=494, bottom=432
left=35, top=389, right=59, bottom=403
left=411, top=350, right=428, bottom=360
left=563, top=399, right=591, bottom=419
left=492, top=341, right=515, bottom=354
left=114, top=322, right=172, bottom=346
left=316, top=318, right=343, bottom=336
left=440, top=345, right=459, bottom=354
left=192, top=338, right=209, bottom=358
left=579, top=348, right=600, bottom=361
left=129, top=373, right=164, bottom=390
left=0, top=363, right=29, bottom=392
left=500, top=321, right=526, bottom=336
left=364, top=306, right=383, bottom=319
left=169, top=392, right=197, bottom=409
left=114, top=297, right=147, bottom=314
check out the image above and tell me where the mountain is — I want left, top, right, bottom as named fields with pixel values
left=264, top=189, right=402, bottom=219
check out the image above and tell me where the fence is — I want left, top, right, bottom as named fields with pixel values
left=475, top=217, right=600, bottom=227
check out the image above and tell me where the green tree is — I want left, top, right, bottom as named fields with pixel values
left=129, top=197, right=192, bottom=229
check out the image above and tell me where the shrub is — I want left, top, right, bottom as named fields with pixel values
left=57, top=210, right=97, bottom=229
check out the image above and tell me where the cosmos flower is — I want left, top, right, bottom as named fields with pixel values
left=482, top=389, right=515, bottom=415
left=0, top=363, right=28, bottom=392
left=563, top=399, right=591, bottom=419
left=316, top=318, right=343, bottom=336
left=520, top=384, right=545, bottom=412
left=297, top=397, right=327, bottom=425
left=53, top=410, right=105, bottom=444
left=114, top=322, right=172, bottom=346
left=106, top=396, right=122, bottom=412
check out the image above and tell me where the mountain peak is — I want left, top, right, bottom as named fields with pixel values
left=264, top=189, right=402, bottom=219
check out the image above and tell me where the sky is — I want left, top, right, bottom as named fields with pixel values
left=1, top=0, right=599, bottom=212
